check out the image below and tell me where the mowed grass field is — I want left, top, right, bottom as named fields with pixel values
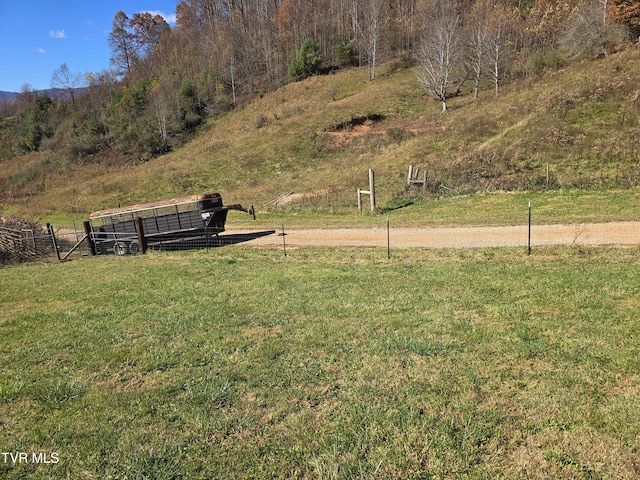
left=1, top=245, right=640, bottom=479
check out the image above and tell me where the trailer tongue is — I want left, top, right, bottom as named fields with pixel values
left=221, top=204, right=256, bottom=220
left=88, top=192, right=255, bottom=255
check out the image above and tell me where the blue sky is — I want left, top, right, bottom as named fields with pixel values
left=0, top=1, right=178, bottom=92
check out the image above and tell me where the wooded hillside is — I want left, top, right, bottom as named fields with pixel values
left=0, top=0, right=639, bottom=213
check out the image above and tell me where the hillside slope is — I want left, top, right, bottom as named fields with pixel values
left=3, top=48, right=640, bottom=220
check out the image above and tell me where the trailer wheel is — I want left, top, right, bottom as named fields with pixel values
left=113, top=242, right=128, bottom=256
left=129, top=240, right=140, bottom=255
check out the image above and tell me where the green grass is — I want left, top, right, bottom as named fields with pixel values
left=1, top=245, right=640, bottom=478
left=37, top=186, right=639, bottom=230
left=236, top=187, right=640, bottom=230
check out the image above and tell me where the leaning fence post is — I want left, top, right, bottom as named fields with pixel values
left=134, top=217, right=148, bottom=254
left=47, top=223, right=61, bottom=262
left=83, top=221, right=96, bottom=256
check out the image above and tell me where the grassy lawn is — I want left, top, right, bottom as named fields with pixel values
left=1, top=245, right=640, bottom=478
left=231, top=187, right=640, bottom=230
left=41, top=186, right=640, bottom=231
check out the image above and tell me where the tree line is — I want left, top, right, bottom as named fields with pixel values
left=1, top=0, right=638, bottom=164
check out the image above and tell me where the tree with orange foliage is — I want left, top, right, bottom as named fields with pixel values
left=609, top=0, right=640, bottom=37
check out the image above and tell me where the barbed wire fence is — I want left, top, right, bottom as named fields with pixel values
left=5, top=180, right=640, bottom=265
left=3, top=215, right=639, bottom=266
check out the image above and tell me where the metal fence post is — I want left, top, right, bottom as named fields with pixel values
left=528, top=202, right=532, bottom=256
left=387, top=215, right=391, bottom=260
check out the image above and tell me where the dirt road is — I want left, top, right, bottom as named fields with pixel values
left=228, top=221, right=640, bottom=249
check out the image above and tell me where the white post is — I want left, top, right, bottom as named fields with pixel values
left=357, top=170, right=376, bottom=212
left=369, top=169, right=376, bottom=212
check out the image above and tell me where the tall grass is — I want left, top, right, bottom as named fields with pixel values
left=1, top=246, right=639, bottom=478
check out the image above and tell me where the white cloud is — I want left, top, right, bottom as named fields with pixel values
left=49, top=29, right=66, bottom=38
left=142, top=10, right=176, bottom=25
left=37, top=48, right=46, bottom=54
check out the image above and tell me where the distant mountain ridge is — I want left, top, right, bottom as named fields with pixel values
left=0, top=91, right=17, bottom=101
left=0, top=88, right=89, bottom=102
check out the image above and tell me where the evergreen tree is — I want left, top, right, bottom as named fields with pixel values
left=24, top=93, right=53, bottom=151
left=333, top=32, right=355, bottom=66
left=289, top=39, right=324, bottom=81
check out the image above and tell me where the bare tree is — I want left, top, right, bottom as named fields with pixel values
left=465, top=0, right=491, bottom=99
left=51, top=64, right=85, bottom=103
left=149, top=80, right=172, bottom=150
left=415, top=1, right=461, bottom=111
left=16, top=84, right=35, bottom=114
left=560, top=0, right=628, bottom=59
left=359, top=0, right=388, bottom=81
left=487, top=4, right=515, bottom=97
left=389, top=0, right=417, bottom=54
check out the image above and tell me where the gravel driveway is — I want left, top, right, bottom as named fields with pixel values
left=228, top=221, right=640, bottom=249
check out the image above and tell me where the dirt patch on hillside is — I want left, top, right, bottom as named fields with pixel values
left=319, top=114, right=446, bottom=148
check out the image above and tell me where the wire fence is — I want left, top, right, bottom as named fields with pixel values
left=3, top=215, right=639, bottom=266
left=0, top=226, right=55, bottom=264
left=0, top=225, right=94, bottom=266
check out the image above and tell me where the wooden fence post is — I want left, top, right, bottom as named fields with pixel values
left=83, top=221, right=96, bottom=256
left=408, top=165, right=428, bottom=191
left=134, top=217, right=148, bottom=254
left=357, top=170, right=376, bottom=212
left=47, top=223, right=61, bottom=262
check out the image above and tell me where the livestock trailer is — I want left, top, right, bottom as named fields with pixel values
left=88, top=192, right=255, bottom=255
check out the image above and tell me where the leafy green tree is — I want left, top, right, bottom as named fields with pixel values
left=289, top=39, right=324, bottom=81
left=108, top=80, right=162, bottom=156
left=24, top=93, right=53, bottom=151
left=178, top=80, right=203, bottom=130
left=333, top=32, right=355, bottom=66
